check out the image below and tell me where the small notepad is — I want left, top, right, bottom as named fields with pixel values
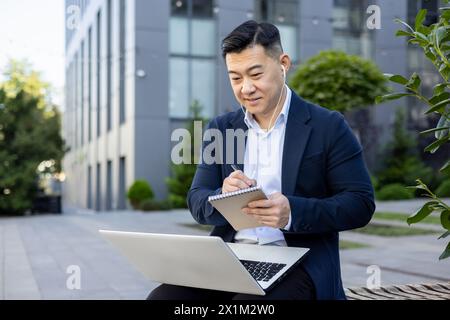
left=208, top=187, right=268, bottom=231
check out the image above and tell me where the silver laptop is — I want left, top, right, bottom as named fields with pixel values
left=99, top=230, right=309, bottom=296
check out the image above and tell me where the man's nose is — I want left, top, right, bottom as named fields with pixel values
left=241, top=78, right=255, bottom=95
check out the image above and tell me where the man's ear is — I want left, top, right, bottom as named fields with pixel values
left=279, top=53, right=291, bottom=74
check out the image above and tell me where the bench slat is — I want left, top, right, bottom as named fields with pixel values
left=408, top=284, right=450, bottom=299
left=347, top=288, right=385, bottom=300
left=380, top=286, right=426, bottom=300
left=345, top=282, right=450, bottom=300
left=422, top=283, right=450, bottom=296
left=393, top=285, right=445, bottom=300
left=436, top=282, right=450, bottom=290
left=365, top=287, right=409, bottom=300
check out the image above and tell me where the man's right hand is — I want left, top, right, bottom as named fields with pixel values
left=222, top=170, right=256, bottom=193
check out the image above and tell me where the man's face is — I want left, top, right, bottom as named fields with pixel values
left=225, top=45, right=288, bottom=119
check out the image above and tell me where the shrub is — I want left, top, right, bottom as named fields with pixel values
left=370, top=175, right=379, bottom=192
left=436, top=180, right=450, bottom=198
left=127, top=180, right=154, bottom=210
left=139, top=199, right=171, bottom=212
left=376, top=184, right=414, bottom=201
left=289, top=50, right=388, bottom=113
left=166, top=100, right=206, bottom=209
left=376, top=108, right=434, bottom=190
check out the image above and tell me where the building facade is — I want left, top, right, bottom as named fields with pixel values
left=63, top=0, right=438, bottom=211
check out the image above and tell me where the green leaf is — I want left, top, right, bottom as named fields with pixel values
left=396, top=30, right=413, bottom=37
left=385, top=74, right=409, bottom=85
left=425, top=98, right=450, bottom=114
left=439, top=231, right=450, bottom=239
left=435, top=26, right=450, bottom=48
left=441, top=210, right=450, bottom=230
left=415, top=9, right=428, bottom=30
left=441, top=160, right=450, bottom=174
left=438, top=241, right=450, bottom=260
left=395, top=18, right=415, bottom=33
left=406, top=73, right=421, bottom=91
left=442, top=8, right=450, bottom=21
left=417, top=24, right=431, bottom=36
left=435, top=116, right=450, bottom=139
left=425, top=48, right=437, bottom=62
left=420, top=126, right=450, bottom=135
left=413, top=31, right=430, bottom=44
left=428, top=92, right=450, bottom=105
left=432, top=83, right=449, bottom=96
left=407, top=201, right=438, bottom=225
left=424, top=136, right=449, bottom=153
left=376, top=93, right=414, bottom=104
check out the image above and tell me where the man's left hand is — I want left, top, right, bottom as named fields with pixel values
left=242, top=192, right=291, bottom=229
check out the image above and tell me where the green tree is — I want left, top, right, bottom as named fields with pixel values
left=0, top=60, right=66, bottom=215
left=166, top=100, right=206, bottom=208
left=377, top=6, right=450, bottom=259
left=289, top=50, right=389, bottom=112
left=376, top=108, right=433, bottom=189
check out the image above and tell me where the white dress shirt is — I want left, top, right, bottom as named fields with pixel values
left=234, top=85, right=292, bottom=246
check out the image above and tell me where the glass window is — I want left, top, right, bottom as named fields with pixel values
left=96, top=10, right=101, bottom=137
left=255, top=0, right=298, bottom=24
left=191, top=19, right=215, bottom=56
left=119, top=0, right=126, bottom=124
left=169, top=0, right=216, bottom=118
left=276, top=24, right=297, bottom=61
left=169, top=58, right=189, bottom=118
left=88, top=27, right=92, bottom=142
left=191, top=59, right=215, bottom=119
left=107, top=0, right=112, bottom=131
left=254, top=0, right=299, bottom=61
left=333, top=34, right=361, bottom=56
left=170, top=17, right=189, bottom=55
left=271, top=0, right=297, bottom=24
left=192, top=0, right=213, bottom=17
left=171, top=0, right=188, bottom=16
left=332, top=0, right=373, bottom=59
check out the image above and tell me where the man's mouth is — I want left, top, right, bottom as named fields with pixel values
left=245, top=97, right=261, bottom=105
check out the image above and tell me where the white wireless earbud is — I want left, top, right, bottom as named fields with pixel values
left=281, top=66, right=286, bottom=82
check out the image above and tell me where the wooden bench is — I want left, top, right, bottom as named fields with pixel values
left=345, top=282, right=450, bottom=300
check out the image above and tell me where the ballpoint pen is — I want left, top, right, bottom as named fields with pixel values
left=231, top=165, right=256, bottom=187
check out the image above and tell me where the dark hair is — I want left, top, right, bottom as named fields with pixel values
left=221, top=20, right=283, bottom=59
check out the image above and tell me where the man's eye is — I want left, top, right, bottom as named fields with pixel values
left=232, top=77, right=241, bottom=81
left=251, top=73, right=262, bottom=77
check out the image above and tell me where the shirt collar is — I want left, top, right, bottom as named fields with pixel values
left=244, top=85, right=292, bottom=130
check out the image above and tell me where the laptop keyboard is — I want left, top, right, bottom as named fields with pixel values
left=240, top=260, right=286, bottom=282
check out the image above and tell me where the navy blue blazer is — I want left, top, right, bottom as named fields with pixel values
left=187, top=91, right=375, bottom=300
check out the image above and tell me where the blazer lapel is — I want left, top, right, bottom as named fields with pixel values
left=282, top=93, right=312, bottom=196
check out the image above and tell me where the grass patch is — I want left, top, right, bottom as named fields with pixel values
left=339, top=240, right=369, bottom=250
left=178, top=223, right=213, bottom=232
left=353, top=224, right=438, bottom=237
left=374, top=211, right=441, bottom=225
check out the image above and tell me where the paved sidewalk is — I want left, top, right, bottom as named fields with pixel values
left=0, top=202, right=449, bottom=299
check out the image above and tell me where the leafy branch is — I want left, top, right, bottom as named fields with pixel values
left=377, top=7, right=450, bottom=260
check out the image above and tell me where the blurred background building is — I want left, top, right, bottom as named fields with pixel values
left=63, top=0, right=441, bottom=210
